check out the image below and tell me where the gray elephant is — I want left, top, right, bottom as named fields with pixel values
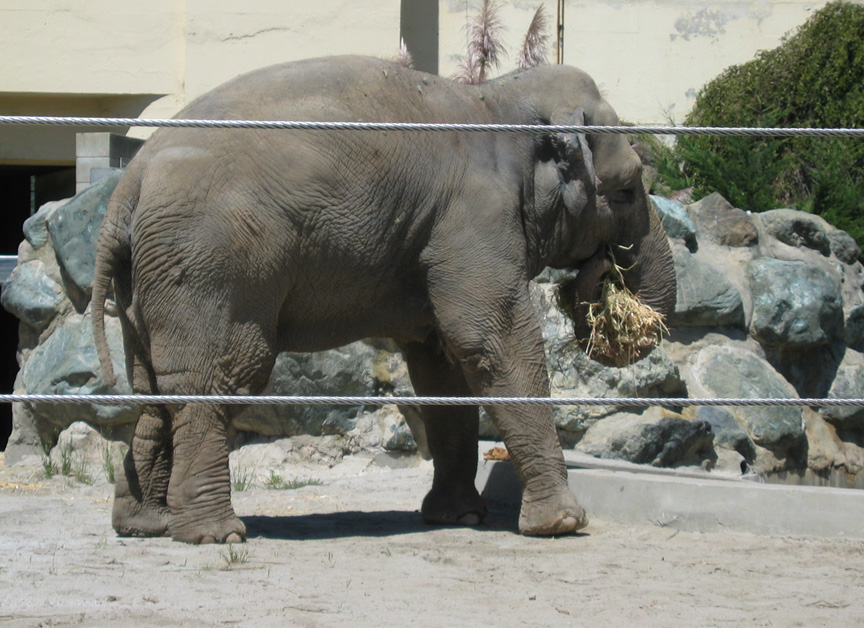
left=91, top=56, right=676, bottom=544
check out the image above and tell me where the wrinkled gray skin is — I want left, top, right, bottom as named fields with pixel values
left=92, top=56, right=676, bottom=544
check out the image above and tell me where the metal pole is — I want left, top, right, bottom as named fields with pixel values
left=557, top=0, right=565, bottom=64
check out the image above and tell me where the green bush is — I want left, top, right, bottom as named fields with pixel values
left=657, top=2, right=864, bottom=245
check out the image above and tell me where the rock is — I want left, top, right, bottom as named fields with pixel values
left=574, top=406, right=714, bottom=467
left=233, top=341, right=412, bottom=439
left=46, top=171, right=122, bottom=309
left=804, top=409, right=845, bottom=474
left=689, top=345, right=805, bottom=469
left=759, top=209, right=830, bottom=256
left=669, top=244, right=744, bottom=327
left=828, top=229, right=862, bottom=264
left=548, top=346, right=686, bottom=437
left=22, top=200, right=66, bottom=250
left=20, top=313, right=138, bottom=438
left=845, top=305, right=864, bottom=352
left=650, top=195, right=697, bottom=250
left=687, top=193, right=758, bottom=247
left=821, top=349, right=864, bottom=430
left=0, top=261, right=64, bottom=331
left=747, top=259, right=843, bottom=348
left=694, top=406, right=756, bottom=462
left=49, top=421, right=129, bottom=473
left=668, top=188, right=694, bottom=205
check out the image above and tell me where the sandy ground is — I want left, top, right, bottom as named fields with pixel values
left=1, top=450, right=863, bottom=628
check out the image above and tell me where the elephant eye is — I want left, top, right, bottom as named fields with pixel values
left=607, top=188, right=635, bottom=204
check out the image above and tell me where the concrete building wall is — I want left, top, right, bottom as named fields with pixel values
left=0, top=0, right=402, bottom=160
left=438, top=1, right=842, bottom=125
left=2, top=1, right=848, bottom=153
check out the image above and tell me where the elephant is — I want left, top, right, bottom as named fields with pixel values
left=91, top=55, right=676, bottom=544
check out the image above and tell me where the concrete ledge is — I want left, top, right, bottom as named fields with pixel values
left=476, top=446, right=864, bottom=538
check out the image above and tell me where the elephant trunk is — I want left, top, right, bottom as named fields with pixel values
left=615, top=196, right=677, bottom=320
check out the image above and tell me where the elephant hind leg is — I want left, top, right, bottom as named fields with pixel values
left=112, top=309, right=172, bottom=538
left=112, top=405, right=172, bottom=537
left=148, top=316, right=278, bottom=544
left=399, top=335, right=486, bottom=527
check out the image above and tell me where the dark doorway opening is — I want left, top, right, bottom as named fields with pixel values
left=0, top=165, right=75, bottom=450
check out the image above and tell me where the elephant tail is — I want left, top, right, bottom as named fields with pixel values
left=92, top=172, right=138, bottom=389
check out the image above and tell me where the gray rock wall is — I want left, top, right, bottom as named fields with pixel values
left=3, top=176, right=864, bottom=482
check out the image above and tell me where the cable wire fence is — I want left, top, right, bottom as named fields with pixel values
left=1, top=115, right=863, bottom=137
left=1, top=114, right=862, bottom=411
left=2, top=395, right=864, bottom=408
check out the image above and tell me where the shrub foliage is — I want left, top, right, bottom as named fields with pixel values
left=659, top=2, right=864, bottom=244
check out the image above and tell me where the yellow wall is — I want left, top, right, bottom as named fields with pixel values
left=0, top=0, right=850, bottom=165
left=439, top=1, right=838, bottom=125
left=0, top=0, right=401, bottom=161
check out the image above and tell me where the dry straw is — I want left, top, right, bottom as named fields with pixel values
left=556, top=249, right=668, bottom=367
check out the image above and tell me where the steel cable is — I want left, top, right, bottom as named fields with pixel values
left=0, top=115, right=863, bottom=137
left=2, top=394, right=863, bottom=407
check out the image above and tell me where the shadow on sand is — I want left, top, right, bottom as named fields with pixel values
left=243, top=502, right=521, bottom=541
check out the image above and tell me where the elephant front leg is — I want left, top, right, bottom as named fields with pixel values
left=436, top=285, right=587, bottom=536
left=113, top=406, right=171, bottom=537
left=166, top=404, right=246, bottom=544
left=400, top=336, right=487, bottom=526
left=486, top=399, right=588, bottom=536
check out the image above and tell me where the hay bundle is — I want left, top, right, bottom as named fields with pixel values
left=556, top=252, right=668, bottom=368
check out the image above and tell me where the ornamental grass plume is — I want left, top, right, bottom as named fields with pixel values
left=396, top=38, right=414, bottom=68
left=517, top=5, right=550, bottom=69
left=556, top=249, right=669, bottom=368
left=454, top=0, right=506, bottom=84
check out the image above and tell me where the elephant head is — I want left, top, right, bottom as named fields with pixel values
left=489, top=67, right=677, bottom=351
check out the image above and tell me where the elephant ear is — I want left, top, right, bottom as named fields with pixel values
left=549, top=108, right=597, bottom=195
left=526, top=108, right=599, bottom=270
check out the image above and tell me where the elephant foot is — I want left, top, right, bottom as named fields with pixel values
left=113, top=507, right=171, bottom=538
left=421, top=483, right=487, bottom=526
left=518, top=487, right=588, bottom=536
left=112, top=482, right=170, bottom=538
left=169, top=515, right=247, bottom=545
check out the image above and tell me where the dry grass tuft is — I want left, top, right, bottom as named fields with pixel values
left=556, top=252, right=668, bottom=368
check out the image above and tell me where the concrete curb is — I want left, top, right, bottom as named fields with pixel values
left=475, top=445, right=864, bottom=538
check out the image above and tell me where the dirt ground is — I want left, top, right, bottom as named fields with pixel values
left=1, top=450, right=863, bottom=628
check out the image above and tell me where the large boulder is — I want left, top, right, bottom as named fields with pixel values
left=574, top=406, right=714, bottom=467
left=747, top=258, right=843, bottom=348
left=650, top=195, right=697, bottom=250
left=669, top=244, right=745, bottom=327
left=759, top=209, right=831, bottom=257
left=687, top=344, right=806, bottom=471
left=46, top=172, right=122, bottom=310
left=0, top=261, right=63, bottom=332
left=687, top=193, right=758, bottom=248
left=821, top=349, right=864, bottom=430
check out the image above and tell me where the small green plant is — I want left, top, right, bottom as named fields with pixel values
left=263, top=471, right=323, bottom=490
left=59, top=442, right=74, bottom=477
left=72, top=455, right=93, bottom=485
left=263, top=471, right=287, bottom=490
left=230, top=465, right=255, bottom=492
left=220, top=544, right=248, bottom=567
left=101, top=443, right=117, bottom=484
left=40, top=441, right=57, bottom=479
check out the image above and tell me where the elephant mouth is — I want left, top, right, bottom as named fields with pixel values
left=554, top=246, right=613, bottom=339
left=553, top=246, right=668, bottom=367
